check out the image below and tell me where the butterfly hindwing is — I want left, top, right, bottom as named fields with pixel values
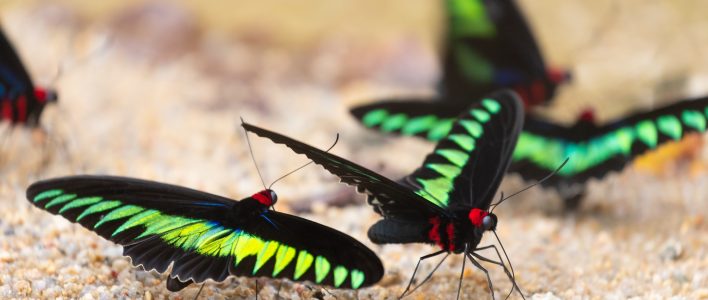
left=401, top=90, right=524, bottom=209
left=512, top=96, right=708, bottom=185
left=351, top=99, right=460, bottom=141
left=27, top=176, right=383, bottom=289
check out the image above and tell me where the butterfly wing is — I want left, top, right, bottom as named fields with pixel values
left=27, top=176, right=383, bottom=289
left=511, top=96, right=708, bottom=185
left=0, top=28, right=43, bottom=126
left=242, top=122, right=449, bottom=219
left=400, top=90, right=524, bottom=209
left=350, top=98, right=461, bottom=141
left=442, top=0, right=562, bottom=105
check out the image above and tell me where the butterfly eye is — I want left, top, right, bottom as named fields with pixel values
left=482, top=215, right=493, bottom=231
left=269, top=190, right=278, bottom=204
left=46, top=89, right=58, bottom=103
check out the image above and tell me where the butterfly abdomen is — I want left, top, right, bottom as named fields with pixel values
left=427, top=216, right=458, bottom=252
left=367, top=218, right=429, bottom=245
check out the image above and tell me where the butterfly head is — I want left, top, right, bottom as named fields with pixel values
left=252, top=189, right=277, bottom=207
left=546, top=67, right=571, bottom=85
left=34, top=87, right=58, bottom=104
left=468, top=208, right=496, bottom=232
left=577, top=108, right=596, bottom=124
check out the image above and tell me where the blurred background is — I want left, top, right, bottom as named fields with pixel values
left=1, top=0, right=707, bottom=299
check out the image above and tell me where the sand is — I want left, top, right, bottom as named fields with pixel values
left=1, top=1, right=707, bottom=299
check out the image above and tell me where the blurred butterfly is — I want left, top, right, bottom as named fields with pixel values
left=1, top=27, right=57, bottom=127
left=442, top=0, right=569, bottom=106
left=245, top=90, right=531, bottom=299
left=354, top=0, right=568, bottom=116
left=352, top=95, right=708, bottom=209
left=27, top=175, right=383, bottom=294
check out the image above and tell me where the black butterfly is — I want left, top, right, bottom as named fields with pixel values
left=244, top=90, right=528, bottom=299
left=27, top=175, right=383, bottom=293
left=1, top=27, right=57, bottom=127
left=441, top=0, right=569, bottom=107
left=351, top=96, right=708, bottom=210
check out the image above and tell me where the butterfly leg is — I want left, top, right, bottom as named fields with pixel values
left=192, top=282, right=205, bottom=300
left=465, top=252, right=495, bottom=300
left=400, top=250, right=449, bottom=298
left=472, top=245, right=525, bottom=300
left=455, top=244, right=468, bottom=300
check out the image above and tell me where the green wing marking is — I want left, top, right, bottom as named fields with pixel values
left=358, top=99, right=708, bottom=178
left=31, top=189, right=368, bottom=289
left=447, top=0, right=496, bottom=39
left=409, top=98, right=505, bottom=208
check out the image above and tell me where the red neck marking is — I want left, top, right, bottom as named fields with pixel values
left=546, top=67, right=570, bottom=84
left=34, top=88, right=47, bottom=104
left=251, top=190, right=274, bottom=207
left=578, top=108, right=596, bottom=123
left=468, top=208, right=488, bottom=228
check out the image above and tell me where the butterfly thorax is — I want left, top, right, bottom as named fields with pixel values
left=427, top=208, right=497, bottom=253
left=569, top=108, right=600, bottom=139
left=229, top=189, right=277, bottom=224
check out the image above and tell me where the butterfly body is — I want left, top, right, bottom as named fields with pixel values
left=27, top=176, right=383, bottom=291
left=244, top=90, right=525, bottom=298
left=1, top=28, right=58, bottom=127
left=368, top=208, right=496, bottom=254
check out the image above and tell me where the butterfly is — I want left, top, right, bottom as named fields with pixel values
left=1, top=27, right=58, bottom=127
left=352, top=96, right=708, bottom=210
left=27, top=175, right=384, bottom=293
left=244, top=90, right=528, bottom=299
left=441, top=0, right=569, bottom=107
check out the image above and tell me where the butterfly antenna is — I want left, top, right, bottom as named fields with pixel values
left=267, top=133, right=339, bottom=190
left=490, top=157, right=569, bottom=212
left=241, top=118, right=268, bottom=190
left=49, top=31, right=112, bottom=86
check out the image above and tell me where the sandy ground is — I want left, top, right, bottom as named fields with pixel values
left=1, top=1, right=708, bottom=299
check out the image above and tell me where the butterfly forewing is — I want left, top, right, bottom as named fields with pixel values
left=0, top=29, right=34, bottom=93
left=27, top=176, right=383, bottom=289
left=350, top=100, right=460, bottom=141
left=401, top=90, right=524, bottom=209
left=442, top=0, right=556, bottom=104
left=242, top=123, right=448, bottom=219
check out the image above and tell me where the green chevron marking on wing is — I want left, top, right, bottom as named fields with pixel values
left=333, top=266, right=348, bottom=288
left=30, top=190, right=366, bottom=288
left=294, top=250, right=314, bottom=280
left=402, top=115, right=439, bottom=136
left=361, top=109, right=388, bottom=127
left=411, top=98, right=504, bottom=208
left=427, top=119, right=455, bottom=141
left=447, top=0, right=495, bottom=38
left=657, top=115, right=682, bottom=139
left=381, top=113, right=408, bottom=132
left=315, top=256, right=331, bottom=284
left=513, top=106, right=708, bottom=176
left=682, top=110, right=706, bottom=131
